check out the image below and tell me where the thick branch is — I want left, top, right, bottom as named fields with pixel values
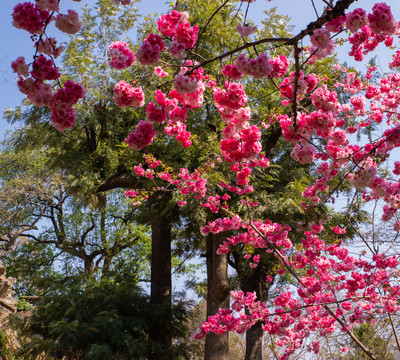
left=288, top=0, right=355, bottom=45
left=97, top=173, right=143, bottom=192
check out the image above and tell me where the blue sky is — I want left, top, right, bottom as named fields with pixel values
left=1, top=0, right=400, bottom=136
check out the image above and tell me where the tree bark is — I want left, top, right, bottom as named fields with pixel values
left=236, top=256, right=274, bottom=360
left=84, top=255, right=95, bottom=276
left=205, top=233, right=230, bottom=360
left=150, top=214, right=172, bottom=360
left=244, top=321, right=264, bottom=360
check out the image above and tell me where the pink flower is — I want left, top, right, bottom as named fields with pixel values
left=168, top=41, right=186, bottom=59
left=124, top=190, right=138, bottom=198
left=236, top=53, right=272, bottom=79
left=332, top=226, right=346, bottom=234
left=291, top=144, right=315, bottom=164
left=221, top=64, right=243, bottom=80
left=146, top=102, right=167, bottom=124
left=52, top=80, right=87, bottom=107
left=310, top=28, right=331, bottom=49
left=55, top=10, right=82, bottom=35
left=174, top=22, right=199, bottom=49
left=11, top=57, right=29, bottom=77
left=31, top=55, right=60, bottom=81
left=214, top=82, right=248, bottom=111
left=111, top=0, right=132, bottom=4
left=269, top=55, right=289, bottom=78
left=136, top=33, right=165, bottom=65
left=389, top=51, right=400, bottom=69
left=125, top=120, right=156, bottom=150
left=368, top=3, right=397, bottom=35
left=155, top=66, right=168, bottom=77
left=113, top=81, right=144, bottom=108
left=12, top=2, right=49, bottom=34
left=49, top=80, right=87, bottom=131
left=393, top=161, right=400, bottom=175
left=157, top=10, right=187, bottom=37
left=325, top=15, right=346, bottom=32
left=18, top=78, right=53, bottom=107
left=310, top=86, right=340, bottom=112
left=36, top=37, right=64, bottom=58
left=346, top=8, right=367, bottom=33
left=174, top=74, right=198, bottom=94
left=35, top=0, right=59, bottom=12
left=51, top=107, right=76, bottom=131
left=109, top=41, right=135, bottom=70
left=237, top=24, right=257, bottom=38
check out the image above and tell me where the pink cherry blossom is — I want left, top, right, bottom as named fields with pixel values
left=174, top=74, right=198, bottom=94
left=168, top=41, right=186, bottom=59
left=269, top=55, right=289, bottom=78
left=237, top=24, right=257, bottom=38
left=125, top=120, right=156, bottom=150
left=368, top=3, right=397, bottom=35
left=30, top=55, right=60, bottom=81
left=236, top=53, right=272, bottom=79
left=346, top=8, right=367, bottom=33
left=113, top=81, right=144, bottom=108
left=12, top=2, right=49, bottom=34
left=221, top=64, right=243, bottom=80
left=136, top=33, right=165, bottom=65
left=310, top=28, right=331, bottom=49
left=154, top=66, right=168, bottom=77
left=146, top=102, right=167, bottom=124
left=35, top=0, right=59, bottom=12
left=55, top=10, right=82, bottom=35
left=157, top=10, right=187, bottom=37
left=11, top=57, right=29, bottom=77
left=109, top=41, right=135, bottom=70
left=36, top=37, right=64, bottom=58
left=174, top=22, right=199, bottom=49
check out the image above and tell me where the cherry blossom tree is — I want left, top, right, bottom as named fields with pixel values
left=9, top=0, right=400, bottom=359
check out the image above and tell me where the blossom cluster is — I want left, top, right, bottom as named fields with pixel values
left=109, top=41, right=135, bottom=70
left=195, top=230, right=400, bottom=359
left=113, top=81, right=145, bottom=108
left=11, top=1, right=85, bottom=130
left=315, top=3, right=398, bottom=62
left=157, top=10, right=199, bottom=59
left=13, top=53, right=86, bottom=130
left=125, top=120, right=156, bottom=150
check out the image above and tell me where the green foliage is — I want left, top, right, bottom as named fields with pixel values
left=16, top=299, right=33, bottom=312
left=15, top=279, right=192, bottom=360
left=0, top=329, right=11, bottom=357
left=344, top=323, right=395, bottom=360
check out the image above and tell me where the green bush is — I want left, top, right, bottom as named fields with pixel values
left=15, top=279, right=191, bottom=360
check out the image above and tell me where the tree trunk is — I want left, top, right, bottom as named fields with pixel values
left=238, top=259, right=274, bottom=360
left=150, top=214, right=172, bottom=360
left=205, top=233, right=230, bottom=360
left=84, top=255, right=95, bottom=276
left=245, top=321, right=264, bottom=360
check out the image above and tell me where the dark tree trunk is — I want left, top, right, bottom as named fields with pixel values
left=150, top=214, right=172, bottom=360
left=244, top=321, right=264, bottom=360
left=102, top=255, right=111, bottom=275
left=84, top=256, right=95, bottom=276
left=233, top=252, right=275, bottom=360
left=205, top=233, right=230, bottom=360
